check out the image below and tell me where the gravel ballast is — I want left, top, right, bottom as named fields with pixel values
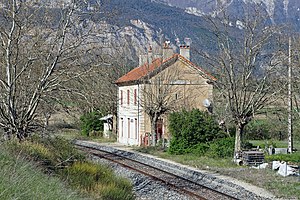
left=75, top=140, right=276, bottom=200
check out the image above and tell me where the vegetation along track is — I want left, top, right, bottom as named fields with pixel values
left=75, top=144, right=238, bottom=200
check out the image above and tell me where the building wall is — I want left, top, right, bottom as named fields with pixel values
left=117, top=58, right=213, bottom=146
left=117, top=84, right=144, bottom=145
left=141, top=59, right=213, bottom=141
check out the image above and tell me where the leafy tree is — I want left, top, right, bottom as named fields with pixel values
left=80, top=111, right=104, bottom=137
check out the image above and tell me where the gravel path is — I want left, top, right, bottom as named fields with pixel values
left=75, top=140, right=277, bottom=200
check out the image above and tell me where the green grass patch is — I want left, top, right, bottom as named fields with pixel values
left=249, top=139, right=300, bottom=150
left=0, top=145, right=85, bottom=200
left=264, top=175, right=300, bottom=199
left=265, top=152, right=300, bottom=164
left=135, top=146, right=238, bottom=169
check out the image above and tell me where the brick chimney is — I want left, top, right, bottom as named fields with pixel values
left=180, top=45, right=190, bottom=61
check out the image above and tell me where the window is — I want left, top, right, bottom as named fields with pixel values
left=121, top=118, right=124, bottom=137
left=120, top=90, right=123, bottom=106
left=135, top=118, right=138, bottom=139
left=127, top=118, right=130, bottom=138
left=134, top=89, right=137, bottom=105
left=127, top=90, right=130, bottom=105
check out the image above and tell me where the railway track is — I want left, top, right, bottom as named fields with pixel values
left=75, top=143, right=239, bottom=200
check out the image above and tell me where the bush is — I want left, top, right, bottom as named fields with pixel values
left=191, top=143, right=210, bottom=155
left=206, top=137, right=235, bottom=158
left=80, top=111, right=104, bottom=136
left=168, top=109, right=226, bottom=154
left=244, top=119, right=288, bottom=140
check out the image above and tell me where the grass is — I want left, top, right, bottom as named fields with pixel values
left=56, top=129, right=117, bottom=143
left=249, top=139, right=300, bottom=150
left=3, top=136, right=134, bottom=200
left=0, top=145, right=86, bottom=200
left=61, top=161, right=134, bottom=200
left=136, top=146, right=239, bottom=169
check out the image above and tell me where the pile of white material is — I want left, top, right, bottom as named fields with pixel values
left=272, top=161, right=299, bottom=177
left=251, top=163, right=269, bottom=169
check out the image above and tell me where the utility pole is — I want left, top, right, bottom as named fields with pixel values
left=288, top=37, right=293, bottom=154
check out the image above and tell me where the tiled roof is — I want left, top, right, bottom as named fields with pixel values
left=115, top=57, right=163, bottom=84
left=115, top=54, right=216, bottom=84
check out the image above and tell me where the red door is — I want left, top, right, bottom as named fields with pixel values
left=156, top=119, right=163, bottom=140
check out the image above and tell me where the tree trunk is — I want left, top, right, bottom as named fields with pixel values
left=151, top=120, right=156, bottom=146
left=234, top=123, right=245, bottom=161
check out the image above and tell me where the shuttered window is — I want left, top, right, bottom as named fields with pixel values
left=127, top=90, right=130, bottom=105
left=134, top=89, right=137, bottom=105
left=120, top=90, right=123, bottom=105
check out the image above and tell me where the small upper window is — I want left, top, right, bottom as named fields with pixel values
left=127, top=90, right=130, bottom=105
left=134, top=89, right=137, bottom=105
left=120, top=90, right=123, bottom=105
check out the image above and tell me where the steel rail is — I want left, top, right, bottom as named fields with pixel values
left=75, top=144, right=239, bottom=200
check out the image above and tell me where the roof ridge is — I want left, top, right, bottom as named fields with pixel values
left=115, top=53, right=216, bottom=84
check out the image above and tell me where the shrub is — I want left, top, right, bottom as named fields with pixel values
left=206, top=137, right=235, bottom=158
left=168, top=109, right=226, bottom=154
left=80, top=111, right=104, bottom=136
left=244, top=119, right=288, bottom=140
left=191, top=143, right=210, bottom=155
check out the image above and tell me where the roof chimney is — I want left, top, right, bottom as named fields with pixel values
left=139, top=55, right=147, bottom=66
left=162, top=41, right=174, bottom=60
left=147, top=45, right=153, bottom=64
left=180, top=45, right=190, bottom=61
left=180, top=38, right=191, bottom=61
left=139, top=46, right=153, bottom=66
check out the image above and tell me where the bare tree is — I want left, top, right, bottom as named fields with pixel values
left=138, top=48, right=209, bottom=146
left=0, top=0, right=98, bottom=140
left=199, top=6, right=285, bottom=160
left=140, top=65, right=180, bottom=146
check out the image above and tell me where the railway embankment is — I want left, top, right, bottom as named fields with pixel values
left=75, top=140, right=276, bottom=200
